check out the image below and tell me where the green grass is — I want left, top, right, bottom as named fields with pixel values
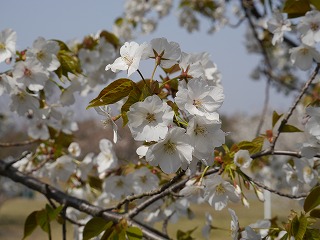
left=0, top=194, right=302, bottom=240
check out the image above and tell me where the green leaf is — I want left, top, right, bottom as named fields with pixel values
left=23, top=211, right=38, bottom=240
left=310, top=208, right=320, bottom=218
left=310, top=0, right=320, bottom=10
left=283, top=0, right=311, bottom=17
left=121, top=83, right=142, bottom=126
left=83, top=217, right=113, bottom=240
left=55, top=49, right=81, bottom=79
left=126, top=227, right=143, bottom=240
left=87, top=78, right=133, bottom=109
left=304, top=228, right=320, bottom=240
left=46, top=204, right=63, bottom=221
left=304, top=186, right=320, bottom=212
left=272, top=111, right=283, bottom=128
left=52, top=39, right=71, bottom=51
left=100, top=30, right=120, bottom=49
left=237, top=136, right=264, bottom=154
left=279, top=124, right=302, bottom=133
left=292, top=214, right=308, bottom=240
left=36, top=209, right=50, bottom=233
left=176, top=227, right=197, bottom=240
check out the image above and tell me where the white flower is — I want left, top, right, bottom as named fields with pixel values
left=289, top=44, right=320, bottom=71
left=95, top=139, right=118, bottom=178
left=0, top=74, right=12, bottom=96
left=146, top=127, right=194, bottom=174
left=0, top=28, right=16, bottom=63
left=187, top=115, right=225, bottom=160
left=240, top=226, right=261, bottom=240
left=175, top=78, right=224, bottom=120
left=202, top=213, right=213, bottom=240
left=179, top=179, right=204, bottom=198
left=95, top=106, right=119, bottom=143
left=78, top=49, right=100, bottom=73
left=130, top=167, right=159, bottom=194
left=248, top=220, right=271, bottom=238
left=294, top=158, right=318, bottom=186
left=298, top=10, right=320, bottom=46
left=105, top=41, right=148, bottom=76
left=305, top=106, right=320, bottom=140
left=47, top=155, right=76, bottom=182
left=267, top=12, right=291, bottom=45
left=103, top=175, right=132, bottom=199
left=234, top=150, right=252, bottom=168
left=179, top=52, right=203, bottom=79
left=203, top=175, right=240, bottom=211
left=127, top=95, right=174, bottom=142
left=13, top=59, right=49, bottom=92
left=77, top=153, right=94, bottom=181
left=26, top=37, right=60, bottom=71
left=27, top=118, right=50, bottom=140
left=58, top=110, right=79, bottom=134
left=68, top=142, right=81, bottom=157
left=9, top=89, right=39, bottom=116
left=145, top=37, right=181, bottom=68
left=228, top=208, right=240, bottom=240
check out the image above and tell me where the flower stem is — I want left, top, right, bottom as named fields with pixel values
left=137, top=69, right=152, bottom=94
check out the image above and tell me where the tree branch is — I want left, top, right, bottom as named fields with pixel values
left=0, top=159, right=169, bottom=240
left=0, top=139, right=40, bottom=147
left=271, top=64, right=320, bottom=150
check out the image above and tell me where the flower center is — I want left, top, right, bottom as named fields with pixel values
left=193, top=99, right=203, bottom=109
left=299, top=47, right=309, bottom=56
left=0, top=42, right=5, bottom=50
left=116, top=179, right=124, bottom=187
left=122, top=55, right=133, bottom=66
left=140, top=175, right=147, bottom=184
left=24, top=68, right=32, bottom=77
left=164, top=140, right=176, bottom=154
left=194, top=124, right=206, bottom=136
left=310, top=22, right=319, bottom=32
left=215, top=183, right=226, bottom=195
left=146, top=112, right=156, bottom=123
left=303, top=166, right=312, bottom=176
left=37, top=51, right=45, bottom=60
left=237, top=157, right=245, bottom=165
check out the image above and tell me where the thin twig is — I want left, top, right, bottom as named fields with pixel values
left=271, top=64, right=320, bottom=150
left=0, top=160, right=169, bottom=240
left=241, top=172, right=307, bottom=199
left=255, top=78, right=271, bottom=136
left=113, top=170, right=186, bottom=210
left=0, top=139, right=39, bottom=147
left=127, top=169, right=219, bottom=219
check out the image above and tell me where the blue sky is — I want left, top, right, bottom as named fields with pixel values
left=0, top=0, right=295, bottom=117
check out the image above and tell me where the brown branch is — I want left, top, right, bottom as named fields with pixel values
left=0, top=139, right=40, bottom=147
left=0, top=159, right=169, bottom=240
left=113, top=170, right=186, bottom=210
left=241, top=171, right=307, bottom=199
left=271, top=64, right=320, bottom=150
left=127, top=168, right=219, bottom=219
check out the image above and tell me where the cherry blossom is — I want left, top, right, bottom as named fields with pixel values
left=105, top=41, right=148, bottom=76
left=175, top=78, right=224, bottom=120
left=127, top=95, right=174, bottom=142
left=0, top=28, right=16, bottom=63
left=146, top=127, right=193, bottom=174
left=203, top=175, right=240, bottom=211
left=234, top=149, right=253, bottom=168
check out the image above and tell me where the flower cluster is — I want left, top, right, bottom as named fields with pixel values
left=104, top=37, right=225, bottom=175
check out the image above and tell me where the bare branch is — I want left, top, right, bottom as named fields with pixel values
left=271, top=64, right=320, bottom=149
left=241, top=172, right=307, bottom=199
left=0, top=159, right=169, bottom=240
left=0, top=139, right=40, bottom=147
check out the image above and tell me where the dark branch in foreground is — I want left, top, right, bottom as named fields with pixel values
left=0, top=159, right=169, bottom=240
